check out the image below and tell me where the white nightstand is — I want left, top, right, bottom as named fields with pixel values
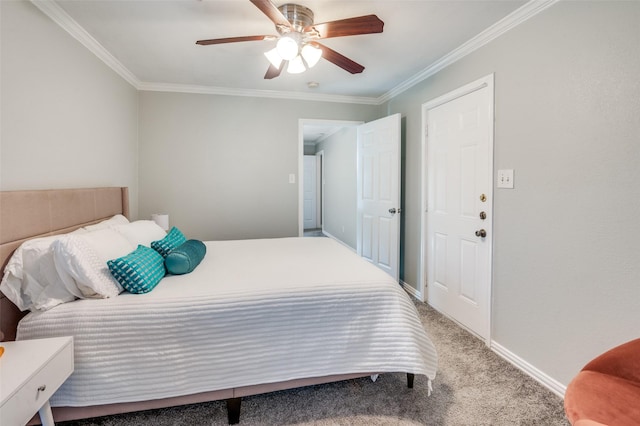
left=0, top=336, right=74, bottom=426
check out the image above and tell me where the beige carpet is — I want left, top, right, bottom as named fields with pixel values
left=61, top=300, right=569, bottom=425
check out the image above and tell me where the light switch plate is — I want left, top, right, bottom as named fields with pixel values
left=497, top=169, right=514, bottom=188
left=289, top=174, right=296, bottom=184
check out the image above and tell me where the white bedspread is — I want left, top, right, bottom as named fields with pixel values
left=17, top=237, right=438, bottom=407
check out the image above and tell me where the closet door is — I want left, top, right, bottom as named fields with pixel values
left=303, top=155, right=318, bottom=230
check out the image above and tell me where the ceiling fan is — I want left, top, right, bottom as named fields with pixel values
left=196, top=0, right=384, bottom=79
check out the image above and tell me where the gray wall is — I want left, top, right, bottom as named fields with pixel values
left=0, top=0, right=139, bottom=217
left=5, top=0, right=639, bottom=392
left=316, top=127, right=358, bottom=249
left=138, top=91, right=381, bottom=241
left=303, top=144, right=316, bottom=156
left=385, top=0, right=640, bottom=386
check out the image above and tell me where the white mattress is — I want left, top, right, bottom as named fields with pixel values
left=17, top=237, right=438, bottom=407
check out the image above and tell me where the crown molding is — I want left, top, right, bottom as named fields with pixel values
left=30, top=0, right=141, bottom=88
left=32, top=0, right=557, bottom=106
left=375, top=0, right=558, bottom=105
left=29, top=0, right=377, bottom=105
left=137, top=82, right=381, bottom=105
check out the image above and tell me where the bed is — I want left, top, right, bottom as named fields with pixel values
left=0, top=187, right=438, bottom=424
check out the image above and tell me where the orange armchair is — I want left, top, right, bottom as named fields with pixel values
left=564, top=338, right=640, bottom=426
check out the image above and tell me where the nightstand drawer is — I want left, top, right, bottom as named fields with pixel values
left=1, top=338, right=74, bottom=426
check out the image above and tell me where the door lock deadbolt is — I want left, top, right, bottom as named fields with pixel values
left=479, top=211, right=487, bottom=220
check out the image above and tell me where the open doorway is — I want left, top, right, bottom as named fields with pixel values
left=303, top=152, right=323, bottom=235
left=298, top=119, right=362, bottom=245
left=298, top=116, right=402, bottom=282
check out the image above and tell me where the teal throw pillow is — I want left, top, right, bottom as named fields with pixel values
left=151, top=226, right=187, bottom=257
left=107, top=245, right=166, bottom=294
left=165, top=240, right=206, bottom=275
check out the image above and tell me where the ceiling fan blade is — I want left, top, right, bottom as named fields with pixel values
left=314, top=43, right=365, bottom=74
left=250, top=0, right=292, bottom=29
left=264, top=61, right=286, bottom=79
left=196, top=35, right=274, bottom=46
left=305, top=15, right=384, bottom=39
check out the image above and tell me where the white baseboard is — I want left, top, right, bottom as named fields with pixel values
left=401, top=280, right=423, bottom=301
left=490, top=341, right=566, bottom=398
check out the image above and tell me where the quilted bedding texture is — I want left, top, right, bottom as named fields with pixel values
left=17, top=237, right=438, bottom=407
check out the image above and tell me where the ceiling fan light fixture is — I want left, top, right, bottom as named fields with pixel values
left=301, top=44, right=322, bottom=68
left=276, top=35, right=299, bottom=61
left=264, top=47, right=283, bottom=68
left=287, top=55, right=306, bottom=74
left=197, top=1, right=384, bottom=80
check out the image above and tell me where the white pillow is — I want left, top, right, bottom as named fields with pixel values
left=113, top=220, right=166, bottom=247
left=53, top=229, right=135, bottom=298
left=0, top=236, right=77, bottom=312
left=83, top=214, right=130, bottom=232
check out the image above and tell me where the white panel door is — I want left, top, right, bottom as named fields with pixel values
left=303, top=155, right=317, bottom=230
left=425, top=78, right=493, bottom=341
left=357, top=114, right=401, bottom=280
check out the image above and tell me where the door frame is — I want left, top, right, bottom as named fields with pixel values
left=298, top=119, right=363, bottom=237
left=315, top=150, right=324, bottom=232
left=303, top=154, right=319, bottom=230
left=419, top=74, right=495, bottom=344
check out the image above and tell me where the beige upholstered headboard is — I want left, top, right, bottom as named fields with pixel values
left=0, top=187, right=129, bottom=341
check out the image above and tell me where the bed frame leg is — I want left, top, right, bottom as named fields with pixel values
left=226, top=397, right=241, bottom=424
left=407, top=373, right=415, bottom=389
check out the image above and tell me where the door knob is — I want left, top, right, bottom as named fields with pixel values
left=475, top=229, right=487, bottom=238
left=389, top=208, right=397, bottom=214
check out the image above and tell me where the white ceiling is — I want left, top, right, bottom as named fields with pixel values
left=303, top=121, right=360, bottom=145
left=47, top=0, right=530, bottom=101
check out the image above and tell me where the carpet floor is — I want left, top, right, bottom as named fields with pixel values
left=60, top=300, right=569, bottom=426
